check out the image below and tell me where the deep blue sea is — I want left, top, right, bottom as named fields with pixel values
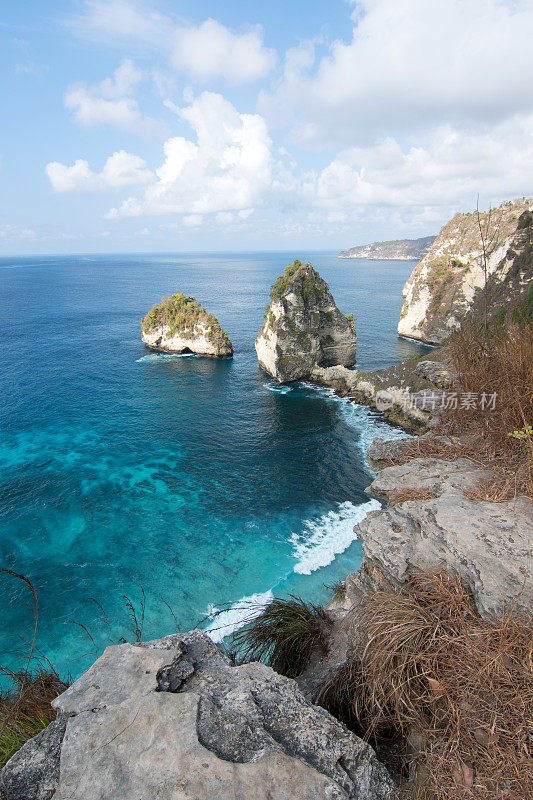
left=0, top=251, right=430, bottom=679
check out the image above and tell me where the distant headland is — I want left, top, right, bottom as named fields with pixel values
left=338, top=235, right=435, bottom=260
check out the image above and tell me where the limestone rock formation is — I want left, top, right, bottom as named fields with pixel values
left=0, top=631, right=394, bottom=800
left=398, top=199, right=533, bottom=344
left=339, top=236, right=435, bottom=260
left=141, top=293, right=233, bottom=357
left=344, top=447, right=533, bottom=621
left=256, top=260, right=357, bottom=383
left=310, top=365, right=436, bottom=434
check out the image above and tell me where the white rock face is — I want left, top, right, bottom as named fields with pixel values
left=142, top=323, right=232, bottom=357
left=256, top=262, right=357, bottom=383
left=398, top=200, right=533, bottom=343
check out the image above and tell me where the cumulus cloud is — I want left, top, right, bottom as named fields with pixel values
left=107, top=92, right=273, bottom=218
left=308, top=116, right=533, bottom=212
left=261, top=0, right=533, bottom=146
left=171, top=19, right=276, bottom=83
left=64, top=59, right=163, bottom=135
left=69, top=1, right=276, bottom=85
left=46, top=150, right=155, bottom=193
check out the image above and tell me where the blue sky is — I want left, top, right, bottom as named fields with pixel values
left=1, top=0, right=532, bottom=254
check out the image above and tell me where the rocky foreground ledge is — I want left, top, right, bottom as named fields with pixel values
left=343, top=438, right=533, bottom=621
left=141, top=293, right=233, bottom=358
left=1, top=631, right=393, bottom=800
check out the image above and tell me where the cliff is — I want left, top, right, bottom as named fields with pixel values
left=339, top=236, right=435, bottom=260
left=398, top=199, right=533, bottom=344
left=141, top=293, right=233, bottom=357
left=255, top=260, right=357, bottom=383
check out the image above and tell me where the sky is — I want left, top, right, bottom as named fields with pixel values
left=1, top=0, right=533, bottom=254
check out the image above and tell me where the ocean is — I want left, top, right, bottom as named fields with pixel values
left=0, top=251, right=430, bottom=679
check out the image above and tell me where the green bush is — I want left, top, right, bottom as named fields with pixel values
left=231, top=596, right=332, bottom=678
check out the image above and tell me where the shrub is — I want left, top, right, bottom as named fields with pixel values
left=231, top=595, right=333, bottom=678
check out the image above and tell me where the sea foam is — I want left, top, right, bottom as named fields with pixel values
left=291, top=499, right=381, bottom=575
left=135, top=352, right=197, bottom=363
left=203, top=590, right=274, bottom=643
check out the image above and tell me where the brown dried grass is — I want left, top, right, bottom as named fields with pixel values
left=405, top=320, right=533, bottom=501
left=0, top=668, right=67, bottom=768
left=0, top=570, right=68, bottom=769
left=318, top=571, right=533, bottom=799
left=387, top=489, right=440, bottom=506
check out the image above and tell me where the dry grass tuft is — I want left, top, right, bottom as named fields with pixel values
left=318, top=571, right=533, bottom=799
left=0, top=570, right=68, bottom=769
left=406, top=320, right=533, bottom=500
left=0, top=668, right=67, bottom=768
left=387, top=489, right=440, bottom=506
left=231, top=595, right=333, bottom=678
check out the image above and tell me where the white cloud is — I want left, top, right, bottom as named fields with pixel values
left=0, top=225, right=36, bottom=239
left=46, top=150, right=155, bottom=193
left=66, top=0, right=172, bottom=47
left=171, top=19, right=276, bottom=83
left=64, top=59, right=163, bottom=135
left=262, top=0, right=533, bottom=146
left=307, top=116, right=533, bottom=212
left=70, top=2, right=276, bottom=85
left=108, top=92, right=273, bottom=218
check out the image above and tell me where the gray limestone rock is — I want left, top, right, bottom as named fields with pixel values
left=0, top=713, right=67, bottom=800
left=350, top=457, right=533, bottom=620
left=4, top=631, right=394, bottom=800
left=414, top=360, right=455, bottom=388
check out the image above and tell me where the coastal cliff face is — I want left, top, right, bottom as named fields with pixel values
left=255, top=260, right=357, bottom=383
left=339, top=236, right=435, bottom=260
left=398, top=199, right=533, bottom=344
left=141, top=293, right=233, bottom=357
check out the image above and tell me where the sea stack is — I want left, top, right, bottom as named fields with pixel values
left=141, top=293, right=233, bottom=357
left=255, top=260, right=357, bottom=383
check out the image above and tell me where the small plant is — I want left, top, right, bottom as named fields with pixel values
left=509, top=424, right=533, bottom=465
left=325, top=580, right=346, bottom=602
left=0, top=570, right=68, bottom=768
left=231, top=596, right=333, bottom=678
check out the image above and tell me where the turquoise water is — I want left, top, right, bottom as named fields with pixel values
left=0, top=252, right=429, bottom=678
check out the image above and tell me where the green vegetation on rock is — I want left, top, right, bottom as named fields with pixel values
left=141, top=293, right=230, bottom=346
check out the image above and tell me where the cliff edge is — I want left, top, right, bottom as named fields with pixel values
left=255, top=260, right=357, bottom=383
left=141, top=293, right=233, bottom=358
left=398, top=199, right=533, bottom=344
